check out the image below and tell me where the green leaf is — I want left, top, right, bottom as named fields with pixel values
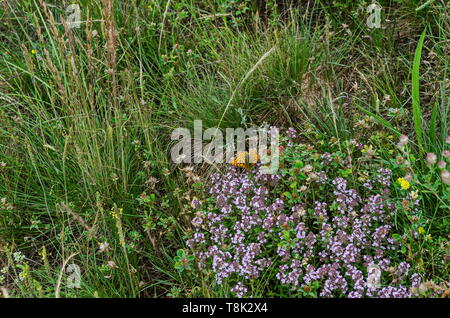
left=294, top=161, right=303, bottom=168
left=401, top=245, right=407, bottom=254
left=412, top=28, right=427, bottom=156
left=176, top=249, right=185, bottom=258
left=355, top=104, right=400, bottom=136
left=415, top=0, right=434, bottom=11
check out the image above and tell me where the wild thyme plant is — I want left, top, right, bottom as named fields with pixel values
left=184, top=130, right=449, bottom=297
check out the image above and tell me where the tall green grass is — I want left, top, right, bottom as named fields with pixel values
left=411, top=28, right=427, bottom=156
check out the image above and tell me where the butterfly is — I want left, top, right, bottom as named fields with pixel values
left=230, top=149, right=260, bottom=169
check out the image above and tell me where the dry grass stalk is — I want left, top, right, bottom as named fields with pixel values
left=103, top=0, right=118, bottom=106
left=60, top=202, right=98, bottom=241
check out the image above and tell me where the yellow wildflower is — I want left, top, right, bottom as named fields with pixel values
left=418, top=227, right=425, bottom=235
left=31, top=49, right=36, bottom=54
left=110, top=207, right=123, bottom=219
left=411, top=190, right=419, bottom=199
left=397, top=177, right=410, bottom=190
left=39, top=246, right=47, bottom=262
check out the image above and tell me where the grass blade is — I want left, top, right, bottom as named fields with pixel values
left=428, top=101, right=438, bottom=152
left=412, top=28, right=427, bottom=155
left=355, top=104, right=400, bottom=136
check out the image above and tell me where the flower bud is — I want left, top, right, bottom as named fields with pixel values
left=404, top=173, right=413, bottom=182
left=437, top=161, right=446, bottom=169
left=441, top=170, right=450, bottom=185
left=397, top=135, right=409, bottom=147
left=426, top=153, right=437, bottom=167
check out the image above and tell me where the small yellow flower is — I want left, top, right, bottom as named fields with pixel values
left=418, top=227, right=425, bottom=235
left=39, top=246, right=47, bottom=262
left=397, top=177, right=410, bottom=190
left=31, top=49, right=37, bottom=54
left=109, top=207, right=123, bottom=219
left=411, top=190, right=419, bottom=199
